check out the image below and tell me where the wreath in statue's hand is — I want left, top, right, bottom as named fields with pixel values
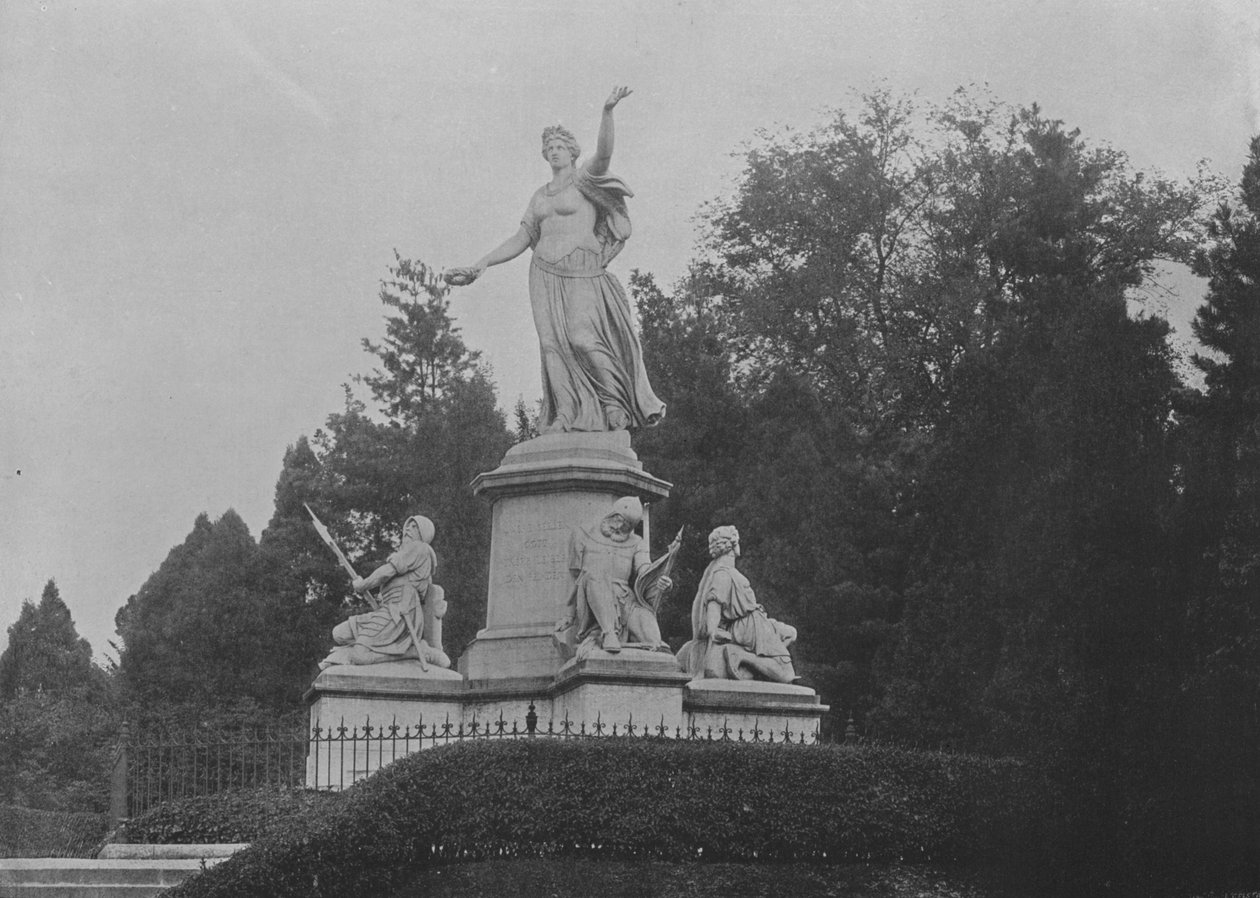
left=443, top=266, right=483, bottom=287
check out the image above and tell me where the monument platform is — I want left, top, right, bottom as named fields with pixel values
left=305, top=433, right=827, bottom=787
left=553, top=649, right=691, bottom=732
left=684, top=678, right=827, bottom=740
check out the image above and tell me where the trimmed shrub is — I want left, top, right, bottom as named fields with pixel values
left=0, top=805, right=109, bottom=858
left=166, top=738, right=1060, bottom=898
left=122, top=787, right=342, bottom=845
left=390, top=858, right=995, bottom=898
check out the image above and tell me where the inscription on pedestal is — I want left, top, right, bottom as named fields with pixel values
left=497, top=522, right=569, bottom=590
left=470, top=432, right=671, bottom=679
left=487, top=495, right=610, bottom=630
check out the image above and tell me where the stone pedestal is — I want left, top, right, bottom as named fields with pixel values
left=458, top=431, right=670, bottom=681
left=307, top=661, right=466, bottom=727
left=683, top=678, right=828, bottom=742
left=305, top=661, right=466, bottom=788
left=553, top=649, right=691, bottom=734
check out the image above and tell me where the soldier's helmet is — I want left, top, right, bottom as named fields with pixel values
left=609, top=497, right=643, bottom=529
left=404, top=515, right=436, bottom=544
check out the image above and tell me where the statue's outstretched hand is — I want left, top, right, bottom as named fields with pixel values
left=604, top=85, right=632, bottom=110
left=443, top=265, right=484, bottom=287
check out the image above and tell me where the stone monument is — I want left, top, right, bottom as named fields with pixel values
left=304, top=87, right=825, bottom=786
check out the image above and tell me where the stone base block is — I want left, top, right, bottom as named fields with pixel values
left=683, top=678, right=828, bottom=743
left=307, top=660, right=464, bottom=715
left=552, top=649, right=690, bottom=734
left=457, top=628, right=567, bottom=680
left=306, top=661, right=467, bottom=788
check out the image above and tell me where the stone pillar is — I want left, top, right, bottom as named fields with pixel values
left=459, top=431, right=671, bottom=682
left=110, top=722, right=129, bottom=832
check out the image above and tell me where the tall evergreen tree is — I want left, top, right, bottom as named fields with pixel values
left=358, top=254, right=482, bottom=426
left=0, top=581, right=115, bottom=811
left=258, top=255, right=512, bottom=666
left=0, top=580, right=97, bottom=699
left=114, top=510, right=277, bottom=711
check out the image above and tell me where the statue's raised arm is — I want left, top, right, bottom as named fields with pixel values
left=443, top=87, right=665, bottom=434
left=588, top=85, right=632, bottom=176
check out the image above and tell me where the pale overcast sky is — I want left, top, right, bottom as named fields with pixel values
left=3, top=0, right=1258, bottom=663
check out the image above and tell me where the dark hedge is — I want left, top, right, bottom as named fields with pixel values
left=390, top=858, right=1003, bottom=898
left=121, top=787, right=343, bottom=845
left=165, top=738, right=1061, bottom=898
left=0, top=805, right=109, bottom=858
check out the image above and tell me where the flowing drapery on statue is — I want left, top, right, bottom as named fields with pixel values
left=521, top=168, right=663, bottom=432
left=676, top=526, right=799, bottom=683
left=445, top=86, right=665, bottom=433
left=318, top=515, right=451, bottom=670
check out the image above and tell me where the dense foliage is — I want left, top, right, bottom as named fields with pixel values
left=635, top=90, right=1213, bottom=738
left=1163, top=134, right=1260, bottom=890
left=0, top=581, right=98, bottom=700
left=165, top=739, right=1058, bottom=898
left=630, top=89, right=1254, bottom=891
left=122, top=787, right=341, bottom=845
left=0, top=581, right=116, bottom=811
left=389, top=859, right=1004, bottom=898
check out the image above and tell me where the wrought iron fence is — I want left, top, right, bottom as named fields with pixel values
left=114, top=721, right=309, bottom=820
left=308, top=704, right=825, bottom=792
left=112, top=704, right=851, bottom=825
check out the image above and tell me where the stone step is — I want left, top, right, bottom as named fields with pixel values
left=0, top=858, right=225, bottom=897
left=97, top=845, right=245, bottom=861
left=0, top=886, right=175, bottom=898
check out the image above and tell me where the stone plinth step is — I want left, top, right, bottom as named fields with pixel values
left=0, top=857, right=228, bottom=897
left=0, top=886, right=176, bottom=898
left=97, top=844, right=245, bottom=861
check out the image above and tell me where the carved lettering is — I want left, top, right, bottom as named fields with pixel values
left=500, top=516, right=569, bottom=535
left=495, top=518, right=574, bottom=590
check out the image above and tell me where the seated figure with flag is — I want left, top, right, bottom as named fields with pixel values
left=317, top=514, right=451, bottom=671
left=557, top=497, right=680, bottom=659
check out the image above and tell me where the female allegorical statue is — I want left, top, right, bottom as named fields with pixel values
left=445, top=86, right=665, bottom=433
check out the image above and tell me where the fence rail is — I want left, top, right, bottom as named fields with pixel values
left=115, top=721, right=308, bottom=819
left=112, top=704, right=858, bottom=824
